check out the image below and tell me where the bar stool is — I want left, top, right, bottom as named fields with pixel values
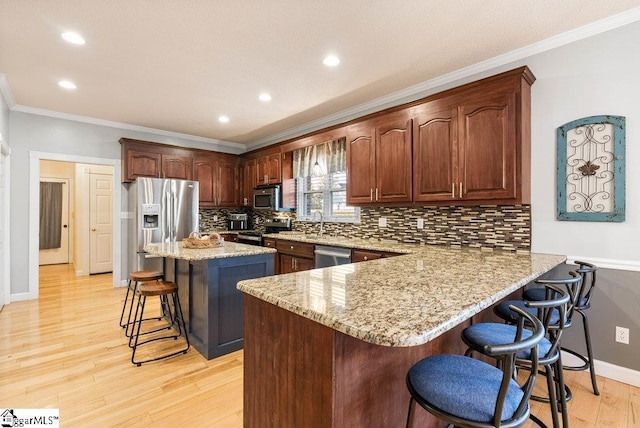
left=524, top=261, right=600, bottom=396
left=119, top=270, right=164, bottom=337
left=130, top=280, right=189, bottom=366
left=485, top=277, right=576, bottom=428
left=406, top=305, right=544, bottom=428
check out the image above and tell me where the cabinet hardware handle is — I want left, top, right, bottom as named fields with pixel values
left=290, top=245, right=294, bottom=249
left=370, top=188, right=373, bottom=201
left=459, top=182, right=463, bottom=199
left=91, top=227, right=97, bottom=231
left=451, top=183, right=455, bottom=199
left=363, top=256, right=368, bottom=261
left=375, top=188, right=379, bottom=201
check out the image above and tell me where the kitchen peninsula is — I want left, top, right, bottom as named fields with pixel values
left=237, top=246, right=566, bottom=427
left=145, top=241, right=275, bottom=359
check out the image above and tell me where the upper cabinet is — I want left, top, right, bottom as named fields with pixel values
left=346, top=112, right=413, bottom=205
left=239, top=159, right=256, bottom=207
left=347, top=66, right=534, bottom=206
left=256, top=153, right=281, bottom=185
left=194, top=154, right=239, bottom=208
left=121, top=138, right=193, bottom=182
left=120, top=138, right=240, bottom=208
left=412, top=68, right=533, bottom=205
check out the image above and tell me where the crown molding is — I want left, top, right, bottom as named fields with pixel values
left=0, top=73, right=16, bottom=109
left=10, top=104, right=246, bottom=151
left=246, top=7, right=640, bottom=150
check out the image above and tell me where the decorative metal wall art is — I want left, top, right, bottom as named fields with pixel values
left=556, top=115, right=625, bottom=222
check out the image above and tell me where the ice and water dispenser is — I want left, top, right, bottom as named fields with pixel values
left=141, top=203, right=160, bottom=230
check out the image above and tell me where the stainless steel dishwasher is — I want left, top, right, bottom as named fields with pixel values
left=314, top=245, right=351, bottom=267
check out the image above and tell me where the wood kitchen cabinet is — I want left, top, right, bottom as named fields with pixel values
left=351, top=249, right=400, bottom=263
left=194, top=154, right=239, bottom=208
left=124, top=149, right=192, bottom=181
left=239, top=158, right=257, bottom=207
left=276, top=240, right=315, bottom=274
left=346, top=111, right=413, bottom=205
left=256, top=153, right=281, bottom=185
left=412, top=67, right=533, bottom=204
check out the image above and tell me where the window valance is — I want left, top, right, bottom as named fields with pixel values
left=292, top=137, right=346, bottom=178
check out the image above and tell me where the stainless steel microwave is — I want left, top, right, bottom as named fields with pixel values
left=253, top=184, right=281, bottom=210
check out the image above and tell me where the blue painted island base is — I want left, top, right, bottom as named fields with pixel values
left=164, top=253, right=274, bottom=360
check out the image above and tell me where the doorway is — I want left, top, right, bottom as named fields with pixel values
left=28, top=152, right=121, bottom=300
left=39, top=177, right=71, bottom=265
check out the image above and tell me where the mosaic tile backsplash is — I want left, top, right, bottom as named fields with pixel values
left=200, top=204, right=531, bottom=252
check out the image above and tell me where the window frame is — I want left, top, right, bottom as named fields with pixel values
left=295, top=173, right=360, bottom=224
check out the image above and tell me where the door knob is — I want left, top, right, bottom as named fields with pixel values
left=91, top=227, right=97, bottom=231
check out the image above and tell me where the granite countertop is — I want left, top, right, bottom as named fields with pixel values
left=237, top=246, right=566, bottom=347
left=144, top=241, right=276, bottom=261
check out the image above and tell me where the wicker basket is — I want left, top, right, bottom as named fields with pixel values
left=182, top=232, right=224, bottom=249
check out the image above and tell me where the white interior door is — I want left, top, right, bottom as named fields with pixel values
left=39, top=178, right=70, bottom=265
left=90, top=173, right=113, bottom=274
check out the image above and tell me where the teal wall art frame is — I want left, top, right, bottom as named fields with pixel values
left=556, top=115, right=625, bottom=222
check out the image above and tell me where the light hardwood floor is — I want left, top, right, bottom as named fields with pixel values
left=1, top=264, right=638, bottom=427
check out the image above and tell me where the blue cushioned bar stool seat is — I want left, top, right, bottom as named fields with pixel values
left=465, top=278, right=576, bottom=428
left=406, top=306, right=544, bottom=428
left=524, top=261, right=600, bottom=396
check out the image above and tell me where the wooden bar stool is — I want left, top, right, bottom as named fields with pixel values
left=130, top=280, right=189, bottom=366
left=120, top=270, right=164, bottom=337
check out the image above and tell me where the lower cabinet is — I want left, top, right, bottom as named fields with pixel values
left=275, top=240, right=315, bottom=274
left=219, top=233, right=238, bottom=242
left=351, top=249, right=400, bottom=263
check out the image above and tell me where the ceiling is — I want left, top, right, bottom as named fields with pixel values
left=1, top=1, right=640, bottom=150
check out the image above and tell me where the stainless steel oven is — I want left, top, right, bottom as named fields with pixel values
left=237, top=231, right=263, bottom=246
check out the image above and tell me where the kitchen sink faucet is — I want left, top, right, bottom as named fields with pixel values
left=312, top=211, right=324, bottom=237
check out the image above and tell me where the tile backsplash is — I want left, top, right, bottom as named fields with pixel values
left=200, top=204, right=531, bottom=252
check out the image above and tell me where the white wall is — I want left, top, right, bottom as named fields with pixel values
left=526, top=23, right=639, bottom=265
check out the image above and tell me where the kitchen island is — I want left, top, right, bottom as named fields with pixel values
left=237, top=245, right=566, bottom=427
left=145, top=241, right=275, bottom=359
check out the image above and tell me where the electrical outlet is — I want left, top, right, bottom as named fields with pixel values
left=616, top=326, right=629, bottom=344
left=213, top=215, right=218, bottom=222
left=416, top=218, right=424, bottom=229
left=378, top=217, right=387, bottom=227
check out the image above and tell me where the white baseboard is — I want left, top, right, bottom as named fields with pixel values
left=562, top=351, right=640, bottom=388
left=117, top=279, right=128, bottom=288
left=10, top=292, right=30, bottom=302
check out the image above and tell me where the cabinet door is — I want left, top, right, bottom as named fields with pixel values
left=217, top=160, right=239, bottom=207
left=266, top=153, right=281, bottom=184
left=294, top=257, right=314, bottom=272
left=126, top=149, right=161, bottom=181
left=256, top=157, right=268, bottom=185
left=279, top=254, right=295, bottom=274
left=413, top=105, right=458, bottom=202
left=162, top=153, right=192, bottom=180
left=458, top=92, right=516, bottom=201
left=346, top=121, right=376, bottom=204
left=241, top=159, right=257, bottom=206
left=375, top=115, right=413, bottom=203
left=194, top=156, right=215, bottom=206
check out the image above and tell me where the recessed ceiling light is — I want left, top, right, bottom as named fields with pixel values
left=218, top=115, right=229, bottom=123
left=323, top=55, right=340, bottom=67
left=58, top=80, right=77, bottom=90
left=259, top=93, right=272, bottom=102
left=61, top=31, right=85, bottom=45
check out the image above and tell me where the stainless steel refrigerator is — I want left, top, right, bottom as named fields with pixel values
left=128, top=177, right=199, bottom=273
